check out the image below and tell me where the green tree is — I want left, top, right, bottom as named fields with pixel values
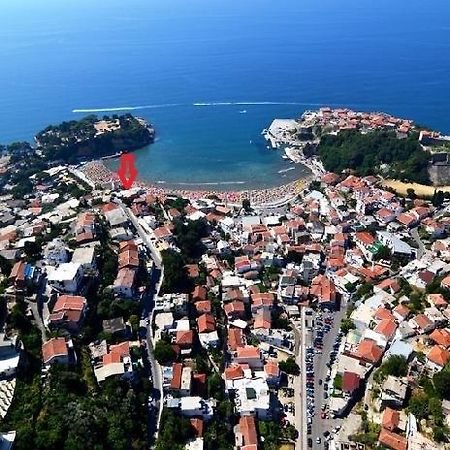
left=432, top=190, right=445, bottom=207
left=380, top=355, right=408, bottom=378
left=433, top=370, right=450, bottom=400
left=154, top=340, right=176, bottom=365
left=279, top=357, right=300, bottom=376
left=340, top=318, right=355, bottom=334
left=408, top=391, right=429, bottom=420
left=207, top=373, right=224, bottom=401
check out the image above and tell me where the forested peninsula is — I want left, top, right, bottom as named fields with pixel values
left=35, top=114, right=155, bottom=163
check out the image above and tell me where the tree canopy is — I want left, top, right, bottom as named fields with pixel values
left=318, top=130, right=430, bottom=184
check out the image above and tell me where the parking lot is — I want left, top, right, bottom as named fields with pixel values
left=304, top=307, right=347, bottom=449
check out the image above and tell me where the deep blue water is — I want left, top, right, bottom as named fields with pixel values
left=1, top=0, right=450, bottom=189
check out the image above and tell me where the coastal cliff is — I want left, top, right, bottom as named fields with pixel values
left=35, top=113, right=155, bottom=163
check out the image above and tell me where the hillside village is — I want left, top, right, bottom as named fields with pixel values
left=2, top=140, right=450, bottom=449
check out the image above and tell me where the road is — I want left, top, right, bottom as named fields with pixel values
left=115, top=198, right=162, bottom=269
left=310, top=306, right=346, bottom=449
left=292, top=308, right=307, bottom=450
left=115, top=198, right=164, bottom=443
left=410, top=227, right=426, bottom=259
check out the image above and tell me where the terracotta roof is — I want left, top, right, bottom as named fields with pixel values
left=176, top=330, right=194, bottom=346
left=355, top=338, right=383, bottom=364
left=264, top=361, right=280, bottom=378
left=185, top=264, right=199, bottom=278
left=42, top=337, right=68, bottom=364
left=228, top=328, right=244, bottom=351
left=413, top=313, right=433, bottom=331
left=382, top=407, right=400, bottom=432
left=236, top=346, right=260, bottom=359
left=375, top=307, right=395, bottom=322
left=9, top=261, right=25, bottom=281
left=427, top=345, right=450, bottom=367
left=376, top=278, right=401, bottom=294
left=190, top=418, right=204, bottom=438
left=224, top=364, right=244, bottom=380
left=194, top=300, right=212, bottom=314
left=197, top=313, right=215, bottom=333
left=310, top=274, right=336, bottom=304
left=378, top=428, right=407, bottom=450
left=393, top=304, right=410, bottom=319
left=170, top=363, right=183, bottom=390
left=428, top=293, right=448, bottom=308
left=224, top=300, right=245, bottom=316
left=374, top=319, right=397, bottom=340
left=342, top=371, right=360, bottom=393
left=192, top=285, right=207, bottom=301
left=355, top=231, right=375, bottom=246
left=239, top=415, right=258, bottom=447
left=429, top=328, right=450, bottom=348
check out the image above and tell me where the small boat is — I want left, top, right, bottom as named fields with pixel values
left=239, top=110, right=247, bottom=114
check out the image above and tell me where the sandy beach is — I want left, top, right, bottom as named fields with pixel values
left=79, top=160, right=313, bottom=206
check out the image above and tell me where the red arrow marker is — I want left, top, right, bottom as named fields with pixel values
left=117, top=153, right=138, bottom=190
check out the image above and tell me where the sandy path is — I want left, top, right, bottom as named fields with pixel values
left=382, top=179, right=450, bottom=197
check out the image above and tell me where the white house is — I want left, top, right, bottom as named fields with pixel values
left=47, top=262, right=83, bottom=293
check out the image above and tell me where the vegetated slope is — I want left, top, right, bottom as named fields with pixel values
left=318, top=130, right=430, bottom=184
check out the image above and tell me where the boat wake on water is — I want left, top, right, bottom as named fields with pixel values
left=278, top=167, right=295, bottom=174
left=72, top=101, right=331, bottom=113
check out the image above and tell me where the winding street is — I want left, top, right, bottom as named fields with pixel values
left=410, top=227, right=426, bottom=259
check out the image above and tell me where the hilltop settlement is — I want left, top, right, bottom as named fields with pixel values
left=1, top=110, right=450, bottom=450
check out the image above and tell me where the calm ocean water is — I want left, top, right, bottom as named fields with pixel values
left=1, top=0, right=450, bottom=189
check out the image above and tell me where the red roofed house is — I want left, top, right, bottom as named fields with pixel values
left=237, top=416, right=259, bottom=449
left=427, top=345, right=450, bottom=371
left=192, top=285, right=208, bottom=302
left=264, top=361, right=281, bottom=386
left=170, top=363, right=192, bottom=396
left=429, top=328, right=450, bottom=348
left=9, top=261, right=26, bottom=290
left=49, top=295, right=87, bottom=332
left=310, top=275, right=337, bottom=310
left=251, top=293, right=275, bottom=313
left=224, top=364, right=244, bottom=381
left=411, top=313, right=435, bottom=334
left=373, top=319, right=397, bottom=342
left=378, top=428, right=407, bottom=450
left=234, top=346, right=263, bottom=369
left=355, top=338, right=384, bottom=365
left=194, top=300, right=212, bottom=315
left=224, top=300, right=246, bottom=321
left=397, top=213, right=417, bottom=228
left=382, top=407, right=400, bottom=432
left=197, top=313, right=215, bottom=334
left=342, top=371, right=361, bottom=395
left=228, top=328, right=244, bottom=352
left=42, top=337, right=70, bottom=366
left=175, top=330, right=195, bottom=356
left=427, top=293, right=448, bottom=309
left=190, top=418, right=204, bottom=438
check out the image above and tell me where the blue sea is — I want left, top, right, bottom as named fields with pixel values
left=1, top=0, right=450, bottom=189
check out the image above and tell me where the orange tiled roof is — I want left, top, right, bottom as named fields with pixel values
left=42, top=337, right=68, bottom=364
left=378, top=428, right=407, bottom=450
left=427, top=345, right=450, bottom=367
left=355, top=338, right=383, bottom=364
left=382, top=407, right=400, bottom=431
